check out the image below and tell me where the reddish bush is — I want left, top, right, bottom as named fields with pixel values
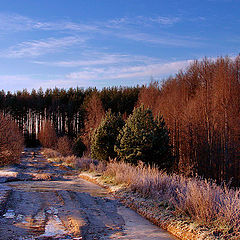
left=38, top=120, right=57, bottom=148
left=0, top=114, right=24, bottom=165
left=57, top=136, right=73, bottom=157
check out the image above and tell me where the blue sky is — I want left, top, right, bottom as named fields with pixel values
left=0, top=0, right=239, bottom=92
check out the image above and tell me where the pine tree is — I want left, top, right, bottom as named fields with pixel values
left=73, top=136, right=86, bottom=157
left=91, top=110, right=124, bottom=161
left=115, top=105, right=172, bottom=169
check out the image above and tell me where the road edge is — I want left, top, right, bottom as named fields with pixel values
left=79, top=172, right=216, bottom=240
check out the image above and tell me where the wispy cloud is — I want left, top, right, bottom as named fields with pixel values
left=2, top=36, right=86, bottom=58
left=66, top=59, right=193, bottom=82
left=0, top=13, right=35, bottom=32
left=149, top=16, right=180, bottom=25
left=0, top=59, right=193, bottom=91
left=115, top=31, right=203, bottom=47
left=0, top=13, right=98, bottom=32
left=107, top=16, right=180, bottom=28
left=33, top=52, right=158, bottom=67
left=0, top=12, right=203, bottom=49
left=0, top=13, right=180, bottom=32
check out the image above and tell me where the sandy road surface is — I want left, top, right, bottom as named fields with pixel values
left=0, top=149, right=177, bottom=240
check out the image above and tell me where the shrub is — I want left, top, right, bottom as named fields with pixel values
left=115, top=105, right=172, bottom=169
left=0, top=114, right=24, bottom=165
left=73, top=136, right=86, bottom=157
left=41, top=148, right=61, bottom=158
left=57, top=136, right=73, bottom=157
left=38, top=120, right=57, bottom=148
left=91, top=110, right=124, bottom=161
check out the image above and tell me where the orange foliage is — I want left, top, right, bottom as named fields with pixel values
left=57, top=136, right=73, bottom=157
left=138, top=57, right=240, bottom=185
left=38, top=120, right=57, bottom=148
left=82, top=92, right=105, bottom=154
left=0, top=114, right=24, bottom=165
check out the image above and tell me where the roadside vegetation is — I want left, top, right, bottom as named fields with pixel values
left=91, top=160, right=240, bottom=239
left=0, top=114, right=24, bottom=166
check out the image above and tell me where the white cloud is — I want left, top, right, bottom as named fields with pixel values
left=0, top=74, right=32, bottom=82
left=149, top=16, right=180, bottom=25
left=0, top=13, right=180, bottom=33
left=2, top=36, right=86, bottom=58
left=0, top=13, right=99, bottom=33
left=0, top=59, right=194, bottom=91
left=0, top=12, right=202, bottom=49
left=33, top=52, right=158, bottom=67
left=66, top=59, right=193, bottom=82
left=0, top=13, right=35, bottom=31
left=33, top=21, right=99, bottom=32
left=116, top=32, right=202, bottom=47
left=107, top=16, right=180, bottom=28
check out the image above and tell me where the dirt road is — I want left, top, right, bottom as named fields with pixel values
left=0, top=149, right=177, bottom=240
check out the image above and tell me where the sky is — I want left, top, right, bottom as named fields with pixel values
left=0, top=0, right=239, bottom=92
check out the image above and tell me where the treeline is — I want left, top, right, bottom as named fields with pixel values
left=0, top=86, right=139, bottom=145
left=0, top=56, right=239, bottom=186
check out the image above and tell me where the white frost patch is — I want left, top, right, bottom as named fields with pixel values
left=16, top=214, right=25, bottom=221
left=34, top=211, right=46, bottom=221
left=3, top=209, right=15, bottom=218
left=41, top=215, right=67, bottom=237
left=46, top=206, right=58, bottom=214
left=40, top=208, right=67, bottom=237
left=0, top=169, right=18, bottom=177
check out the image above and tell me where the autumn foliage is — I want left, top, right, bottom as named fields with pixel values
left=0, top=114, right=24, bottom=165
left=38, top=120, right=57, bottom=148
left=82, top=92, right=105, bottom=154
left=57, top=136, right=73, bottom=157
left=138, top=56, right=240, bottom=185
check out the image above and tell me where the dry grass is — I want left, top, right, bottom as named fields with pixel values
left=31, top=173, right=52, bottom=181
left=41, top=148, right=61, bottom=159
left=80, top=159, right=240, bottom=239
left=42, top=148, right=97, bottom=170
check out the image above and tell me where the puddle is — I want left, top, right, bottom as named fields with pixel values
left=40, top=211, right=67, bottom=237
left=3, top=209, right=15, bottom=218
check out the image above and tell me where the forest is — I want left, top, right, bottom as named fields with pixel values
left=0, top=56, right=239, bottom=186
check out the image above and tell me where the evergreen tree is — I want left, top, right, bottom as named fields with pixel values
left=73, top=136, right=86, bottom=157
left=91, top=110, right=124, bottom=161
left=115, top=105, right=172, bottom=169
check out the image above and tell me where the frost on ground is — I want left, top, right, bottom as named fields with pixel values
left=0, top=148, right=176, bottom=240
